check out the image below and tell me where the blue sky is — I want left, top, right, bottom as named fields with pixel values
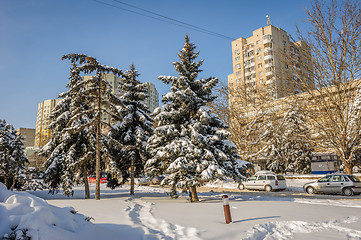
left=0, top=0, right=312, bottom=129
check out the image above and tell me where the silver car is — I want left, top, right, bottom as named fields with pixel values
left=238, top=171, right=287, bottom=192
left=303, top=174, right=361, bottom=196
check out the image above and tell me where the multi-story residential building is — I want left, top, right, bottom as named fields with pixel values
left=34, top=74, right=159, bottom=147
left=16, top=128, right=35, bottom=148
left=84, top=73, right=159, bottom=125
left=83, top=73, right=159, bottom=113
left=228, top=24, right=312, bottom=107
left=143, top=82, right=159, bottom=113
left=34, top=99, right=61, bottom=147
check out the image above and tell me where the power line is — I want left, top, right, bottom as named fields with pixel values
left=93, top=0, right=235, bottom=41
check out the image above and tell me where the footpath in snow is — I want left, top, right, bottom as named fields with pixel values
left=1, top=182, right=361, bottom=240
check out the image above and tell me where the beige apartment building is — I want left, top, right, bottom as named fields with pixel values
left=143, top=82, right=159, bottom=113
left=35, top=99, right=61, bottom=147
left=16, top=128, right=35, bottom=148
left=83, top=73, right=159, bottom=124
left=228, top=24, right=312, bottom=107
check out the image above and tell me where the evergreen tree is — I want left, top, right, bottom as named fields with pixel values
left=146, top=35, right=246, bottom=202
left=108, top=64, right=154, bottom=195
left=0, top=120, right=28, bottom=190
left=43, top=54, right=123, bottom=199
left=265, top=109, right=312, bottom=173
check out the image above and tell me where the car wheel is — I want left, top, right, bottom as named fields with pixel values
left=306, top=186, right=315, bottom=194
left=265, top=185, right=272, bottom=192
left=343, top=188, right=353, bottom=196
left=238, top=183, right=245, bottom=190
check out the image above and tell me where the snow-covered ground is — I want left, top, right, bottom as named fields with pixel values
left=1, top=180, right=361, bottom=240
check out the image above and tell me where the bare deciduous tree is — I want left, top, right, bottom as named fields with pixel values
left=290, top=0, right=361, bottom=174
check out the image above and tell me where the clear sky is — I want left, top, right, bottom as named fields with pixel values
left=0, top=0, right=312, bottom=129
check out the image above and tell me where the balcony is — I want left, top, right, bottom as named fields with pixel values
left=265, top=62, right=273, bottom=68
left=266, top=79, right=274, bottom=85
left=264, top=55, right=273, bottom=60
left=245, top=71, right=252, bottom=77
left=263, top=38, right=272, bottom=44
left=266, top=71, right=273, bottom=76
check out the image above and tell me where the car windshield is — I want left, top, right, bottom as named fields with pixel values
left=276, top=175, right=285, bottom=180
left=348, top=175, right=361, bottom=182
left=318, top=175, right=332, bottom=182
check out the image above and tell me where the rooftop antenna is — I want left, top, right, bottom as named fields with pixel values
left=266, top=14, right=272, bottom=26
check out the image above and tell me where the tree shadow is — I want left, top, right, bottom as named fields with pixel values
left=233, top=215, right=281, bottom=223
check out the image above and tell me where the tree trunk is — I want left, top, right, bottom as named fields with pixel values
left=10, top=175, right=16, bottom=191
left=344, top=162, right=353, bottom=174
left=82, top=164, right=90, bottom=199
left=189, top=186, right=199, bottom=202
left=130, top=157, right=135, bottom=195
left=95, top=80, right=102, bottom=200
left=4, top=175, right=8, bottom=189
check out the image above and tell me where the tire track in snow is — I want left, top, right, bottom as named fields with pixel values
left=125, top=199, right=200, bottom=240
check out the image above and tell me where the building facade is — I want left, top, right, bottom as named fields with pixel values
left=228, top=24, right=312, bottom=107
left=16, top=128, right=35, bottom=148
left=143, top=82, right=159, bottom=113
left=34, top=99, right=61, bottom=147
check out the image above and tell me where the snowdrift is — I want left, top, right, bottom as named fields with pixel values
left=0, top=183, right=98, bottom=240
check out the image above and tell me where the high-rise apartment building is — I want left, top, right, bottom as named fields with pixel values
left=83, top=73, right=159, bottom=113
left=35, top=99, right=61, bottom=147
left=143, top=82, right=159, bottom=113
left=16, top=128, right=35, bottom=148
left=228, top=24, right=312, bottom=107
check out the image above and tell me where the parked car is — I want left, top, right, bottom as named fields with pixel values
left=303, top=173, right=361, bottom=196
left=238, top=171, right=286, bottom=192
left=88, top=175, right=107, bottom=184
left=135, top=177, right=150, bottom=186
left=151, top=176, right=165, bottom=185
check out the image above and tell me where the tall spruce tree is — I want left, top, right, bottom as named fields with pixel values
left=265, top=109, right=312, bottom=173
left=108, top=64, right=154, bottom=195
left=146, top=36, right=246, bottom=202
left=43, top=54, right=123, bottom=199
left=0, top=120, right=28, bottom=190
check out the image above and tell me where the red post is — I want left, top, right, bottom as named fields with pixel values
left=222, top=195, right=232, bottom=224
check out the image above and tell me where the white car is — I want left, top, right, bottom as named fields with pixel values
left=238, top=171, right=287, bottom=192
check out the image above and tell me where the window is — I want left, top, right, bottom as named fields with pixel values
left=257, top=48, right=261, bottom=53
left=318, top=175, right=332, bottom=182
left=234, top=49, right=240, bottom=55
left=256, top=40, right=260, bottom=45
left=266, top=67, right=273, bottom=72
left=236, top=71, right=242, bottom=76
left=263, top=34, right=272, bottom=40
left=235, top=56, right=240, bottom=61
left=235, top=63, right=241, bottom=69
left=258, top=56, right=262, bottom=60
left=258, top=63, right=262, bottom=68
left=332, top=176, right=344, bottom=182
left=258, top=175, right=266, bottom=180
left=259, top=71, right=263, bottom=76
left=267, top=176, right=275, bottom=180
left=248, top=176, right=257, bottom=181
left=236, top=78, right=241, bottom=83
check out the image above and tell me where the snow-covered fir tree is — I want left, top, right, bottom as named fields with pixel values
left=265, top=109, right=312, bottom=173
left=145, top=35, right=247, bottom=202
left=42, top=54, right=123, bottom=199
left=108, top=64, right=154, bottom=195
left=0, top=120, right=28, bottom=190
